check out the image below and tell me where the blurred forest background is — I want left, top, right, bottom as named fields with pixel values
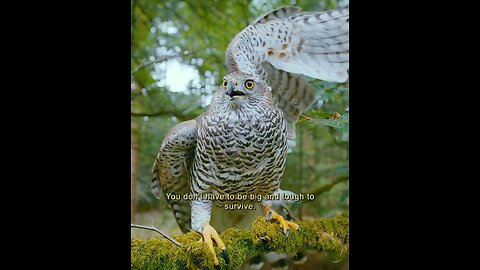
left=131, top=0, right=348, bottom=268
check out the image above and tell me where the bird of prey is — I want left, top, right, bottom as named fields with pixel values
left=151, top=6, right=349, bottom=266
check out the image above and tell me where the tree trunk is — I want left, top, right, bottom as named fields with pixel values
left=131, top=125, right=139, bottom=221
left=131, top=80, right=141, bottom=221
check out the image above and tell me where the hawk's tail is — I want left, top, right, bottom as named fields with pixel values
left=151, top=164, right=162, bottom=199
left=151, top=160, right=192, bottom=233
left=170, top=200, right=192, bottom=233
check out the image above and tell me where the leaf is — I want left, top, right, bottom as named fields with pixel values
left=303, top=111, right=349, bottom=132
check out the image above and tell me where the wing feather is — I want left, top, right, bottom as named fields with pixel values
left=261, top=62, right=316, bottom=152
left=225, top=7, right=349, bottom=151
left=151, top=119, right=197, bottom=232
left=226, top=7, right=349, bottom=82
left=249, top=6, right=301, bottom=25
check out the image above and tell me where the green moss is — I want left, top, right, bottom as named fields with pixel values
left=252, top=217, right=303, bottom=253
left=131, top=214, right=349, bottom=269
left=131, top=238, right=189, bottom=269
left=252, top=214, right=348, bottom=260
left=215, top=227, right=263, bottom=270
left=298, top=214, right=349, bottom=260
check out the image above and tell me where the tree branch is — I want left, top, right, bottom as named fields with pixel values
left=131, top=0, right=137, bottom=48
left=309, top=177, right=349, bottom=197
left=131, top=224, right=183, bottom=248
left=131, top=214, right=348, bottom=270
left=135, top=2, right=154, bottom=27
left=131, top=109, right=200, bottom=121
left=131, top=54, right=184, bottom=74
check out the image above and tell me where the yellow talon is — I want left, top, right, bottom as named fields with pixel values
left=263, top=205, right=300, bottom=239
left=201, top=224, right=229, bottom=265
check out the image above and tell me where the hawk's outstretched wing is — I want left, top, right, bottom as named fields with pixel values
left=151, top=119, right=197, bottom=233
left=226, top=6, right=349, bottom=82
left=225, top=6, right=349, bottom=151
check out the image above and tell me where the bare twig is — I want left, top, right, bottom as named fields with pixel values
left=131, top=223, right=184, bottom=248
left=132, top=48, right=198, bottom=74
left=131, top=54, right=182, bottom=74
left=131, top=109, right=200, bottom=121
left=309, top=176, right=349, bottom=197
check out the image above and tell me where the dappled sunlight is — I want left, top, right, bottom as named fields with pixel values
left=165, top=60, right=200, bottom=92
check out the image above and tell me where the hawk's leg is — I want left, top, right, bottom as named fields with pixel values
left=191, top=199, right=229, bottom=266
left=262, top=202, right=301, bottom=239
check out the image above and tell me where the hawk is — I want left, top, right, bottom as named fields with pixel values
left=151, top=6, right=349, bottom=266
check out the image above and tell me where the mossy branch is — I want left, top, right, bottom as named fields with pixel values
left=131, top=214, right=349, bottom=270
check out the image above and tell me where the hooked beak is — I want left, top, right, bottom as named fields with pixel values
left=226, top=82, right=246, bottom=98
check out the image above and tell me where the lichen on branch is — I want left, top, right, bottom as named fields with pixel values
left=131, top=214, right=349, bottom=270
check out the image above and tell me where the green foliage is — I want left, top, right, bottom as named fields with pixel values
left=131, top=0, right=349, bottom=221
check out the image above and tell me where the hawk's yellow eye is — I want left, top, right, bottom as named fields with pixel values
left=245, top=80, right=254, bottom=90
left=222, top=79, right=228, bottom=89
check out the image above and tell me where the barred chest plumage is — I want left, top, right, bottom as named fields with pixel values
left=190, top=99, right=288, bottom=205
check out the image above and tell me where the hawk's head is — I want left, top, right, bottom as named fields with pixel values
left=221, top=72, right=268, bottom=100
